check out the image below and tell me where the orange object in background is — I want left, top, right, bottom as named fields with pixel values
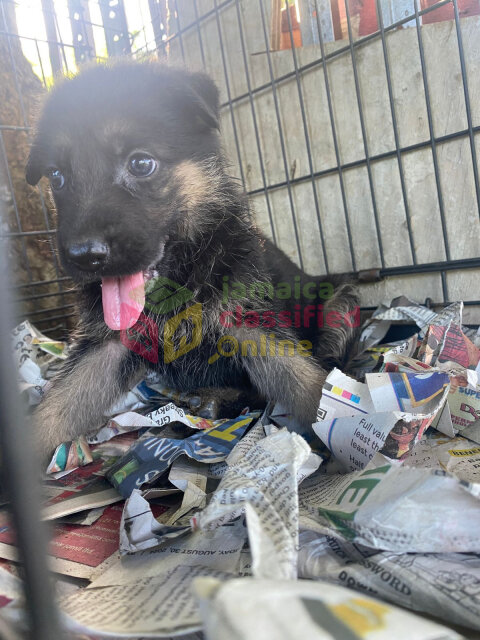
left=333, top=0, right=480, bottom=41
left=270, top=0, right=480, bottom=51
left=335, top=0, right=378, bottom=39
left=280, top=3, right=303, bottom=49
left=421, top=0, right=480, bottom=24
left=357, top=0, right=378, bottom=37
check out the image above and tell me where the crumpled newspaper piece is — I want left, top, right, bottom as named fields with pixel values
left=191, top=429, right=321, bottom=580
left=402, top=431, right=480, bottom=483
left=91, top=401, right=238, bottom=445
left=420, top=323, right=480, bottom=436
left=120, top=490, right=190, bottom=553
left=106, top=410, right=260, bottom=498
left=193, top=576, right=462, bottom=640
left=298, top=530, right=480, bottom=631
left=12, top=320, right=67, bottom=406
left=164, top=458, right=209, bottom=525
left=99, top=517, right=247, bottom=587
left=314, top=368, right=449, bottom=471
left=356, top=297, right=463, bottom=355
left=208, top=420, right=269, bottom=479
left=46, top=437, right=93, bottom=474
left=299, top=454, right=480, bottom=553
left=61, top=564, right=233, bottom=638
left=383, top=321, right=480, bottom=440
left=384, top=324, right=479, bottom=389
left=350, top=298, right=471, bottom=379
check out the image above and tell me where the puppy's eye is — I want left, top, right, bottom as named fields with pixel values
left=128, top=153, right=157, bottom=178
left=47, top=168, right=65, bottom=191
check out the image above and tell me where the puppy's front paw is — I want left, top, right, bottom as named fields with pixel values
left=187, top=387, right=262, bottom=420
left=190, top=396, right=220, bottom=420
left=32, top=401, right=70, bottom=468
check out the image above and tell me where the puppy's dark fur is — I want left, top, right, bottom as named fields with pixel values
left=26, top=62, right=358, bottom=459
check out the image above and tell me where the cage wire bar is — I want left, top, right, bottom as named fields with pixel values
left=344, top=0, right=385, bottom=271
left=257, top=0, right=306, bottom=270
left=0, top=0, right=478, bottom=344
left=0, top=209, right=63, bottom=639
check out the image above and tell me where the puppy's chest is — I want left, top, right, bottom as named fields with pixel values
left=126, top=306, right=245, bottom=390
left=124, top=301, right=221, bottom=356
left=81, top=287, right=230, bottom=385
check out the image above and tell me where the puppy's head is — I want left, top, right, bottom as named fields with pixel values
left=26, top=62, right=222, bottom=329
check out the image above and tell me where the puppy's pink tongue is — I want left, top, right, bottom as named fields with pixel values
left=101, top=272, right=145, bottom=330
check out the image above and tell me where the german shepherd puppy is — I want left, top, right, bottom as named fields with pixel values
left=26, top=62, right=358, bottom=460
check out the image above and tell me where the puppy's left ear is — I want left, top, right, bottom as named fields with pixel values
left=186, top=72, right=220, bottom=130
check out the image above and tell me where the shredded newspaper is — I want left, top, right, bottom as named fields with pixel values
left=1, top=299, right=480, bottom=637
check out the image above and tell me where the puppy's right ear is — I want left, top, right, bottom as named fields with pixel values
left=25, top=136, right=46, bottom=186
left=184, top=71, right=220, bottom=131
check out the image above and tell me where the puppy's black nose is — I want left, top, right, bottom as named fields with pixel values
left=66, top=240, right=109, bottom=272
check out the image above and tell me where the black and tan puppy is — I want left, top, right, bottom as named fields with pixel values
left=26, top=62, right=358, bottom=460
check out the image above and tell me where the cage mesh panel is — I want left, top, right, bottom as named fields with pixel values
left=0, top=0, right=479, bottom=335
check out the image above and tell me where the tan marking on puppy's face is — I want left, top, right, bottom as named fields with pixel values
left=173, top=160, right=217, bottom=210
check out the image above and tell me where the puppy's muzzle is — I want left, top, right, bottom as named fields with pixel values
left=66, top=239, right=110, bottom=272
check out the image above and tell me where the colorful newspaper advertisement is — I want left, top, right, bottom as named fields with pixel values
left=106, top=411, right=260, bottom=497
left=316, top=368, right=375, bottom=421
left=314, top=370, right=448, bottom=471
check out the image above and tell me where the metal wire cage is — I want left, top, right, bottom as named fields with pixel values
left=0, top=1, right=479, bottom=636
left=1, top=0, right=480, bottom=339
